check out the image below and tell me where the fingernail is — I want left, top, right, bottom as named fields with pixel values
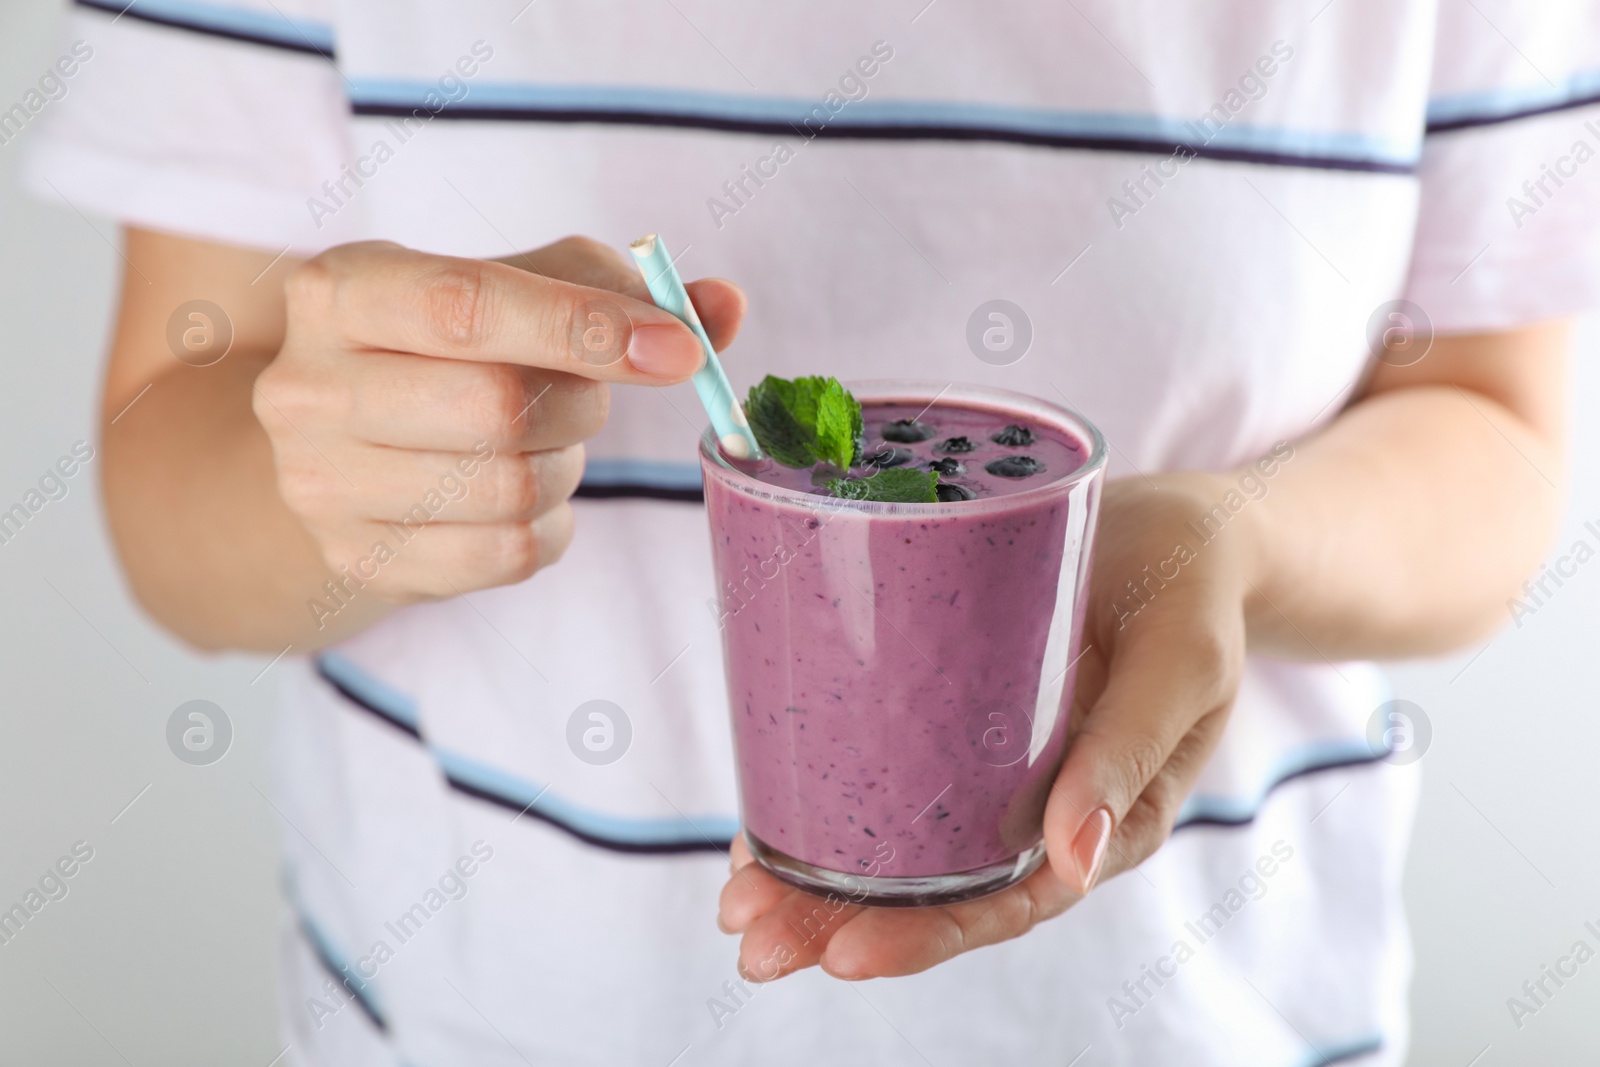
left=1071, top=807, right=1113, bottom=892
left=627, top=323, right=703, bottom=378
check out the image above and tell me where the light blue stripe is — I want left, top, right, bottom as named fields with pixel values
left=348, top=78, right=1418, bottom=168
left=1289, top=1032, right=1383, bottom=1067
left=293, top=901, right=388, bottom=1021
left=1174, top=737, right=1383, bottom=826
left=320, top=651, right=421, bottom=729
left=580, top=457, right=703, bottom=490
left=1428, top=66, right=1600, bottom=127
left=323, top=650, right=1383, bottom=844
left=317, top=652, right=737, bottom=847
left=435, top=747, right=740, bottom=844
left=121, top=0, right=334, bottom=51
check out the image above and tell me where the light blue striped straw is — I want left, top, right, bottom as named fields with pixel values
left=628, top=234, right=763, bottom=461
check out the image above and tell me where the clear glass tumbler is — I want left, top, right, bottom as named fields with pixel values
left=701, top=381, right=1105, bottom=906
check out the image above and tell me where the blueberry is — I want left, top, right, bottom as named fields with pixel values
left=985, top=456, right=1043, bottom=479
left=928, top=457, right=965, bottom=476
left=991, top=424, right=1035, bottom=447
left=935, top=482, right=977, bottom=502
left=881, top=419, right=935, bottom=443
left=863, top=444, right=913, bottom=469
left=936, top=436, right=977, bottom=454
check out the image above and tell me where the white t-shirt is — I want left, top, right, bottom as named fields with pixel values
left=25, top=2, right=1600, bottom=1064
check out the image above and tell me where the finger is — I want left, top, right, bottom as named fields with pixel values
left=1110, top=707, right=1229, bottom=857
left=320, top=444, right=583, bottom=524
left=321, top=504, right=576, bottom=600
left=718, top=853, right=794, bottom=936
left=1044, top=611, right=1241, bottom=894
left=820, top=863, right=1078, bottom=979
left=493, top=236, right=747, bottom=353
left=291, top=242, right=706, bottom=383
left=735, top=885, right=867, bottom=982
left=312, top=353, right=608, bottom=453
left=684, top=278, right=747, bottom=353
left=729, top=833, right=755, bottom=869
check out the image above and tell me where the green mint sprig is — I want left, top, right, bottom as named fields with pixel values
left=826, top=467, right=940, bottom=503
left=745, top=375, right=862, bottom=471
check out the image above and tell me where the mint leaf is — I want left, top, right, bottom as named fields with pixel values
left=745, top=376, right=818, bottom=467
left=745, top=375, right=862, bottom=469
left=827, top=468, right=940, bottom=503
left=813, top=378, right=862, bottom=471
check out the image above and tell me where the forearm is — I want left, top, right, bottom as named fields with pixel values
left=103, top=350, right=393, bottom=652
left=1240, top=332, right=1566, bottom=660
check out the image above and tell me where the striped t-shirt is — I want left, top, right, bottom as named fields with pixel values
left=24, top=1, right=1600, bottom=1064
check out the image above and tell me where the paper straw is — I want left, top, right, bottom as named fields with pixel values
left=628, top=234, right=763, bottom=460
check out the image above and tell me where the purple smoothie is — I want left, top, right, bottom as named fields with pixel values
left=701, top=383, right=1105, bottom=904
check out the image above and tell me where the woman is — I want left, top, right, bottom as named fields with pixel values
left=25, top=0, right=1596, bottom=1063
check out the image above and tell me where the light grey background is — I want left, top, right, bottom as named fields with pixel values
left=3, top=6, right=1597, bottom=1065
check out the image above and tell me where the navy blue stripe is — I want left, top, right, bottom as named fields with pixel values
left=319, top=648, right=1384, bottom=855
left=315, top=658, right=733, bottom=856
left=349, top=100, right=1415, bottom=174
left=1427, top=88, right=1600, bottom=134
left=574, top=482, right=704, bottom=503
left=75, top=0, right=336, bottom=58
left=316, top=658, right=422, bottom=740
left=1172, top=748, right=1390, bottom=832
left=446, top=778, right=732, bottom=854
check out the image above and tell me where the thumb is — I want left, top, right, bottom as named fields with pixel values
left=495, top=237, right=748, bottom=352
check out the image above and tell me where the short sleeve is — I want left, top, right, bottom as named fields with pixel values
left=1405, top=0, right=1600, bottom=333
left=18, top=2, right=364, bottom=253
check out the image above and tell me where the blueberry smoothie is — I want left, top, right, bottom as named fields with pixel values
left=701, top=382, right=1105, bottom=905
